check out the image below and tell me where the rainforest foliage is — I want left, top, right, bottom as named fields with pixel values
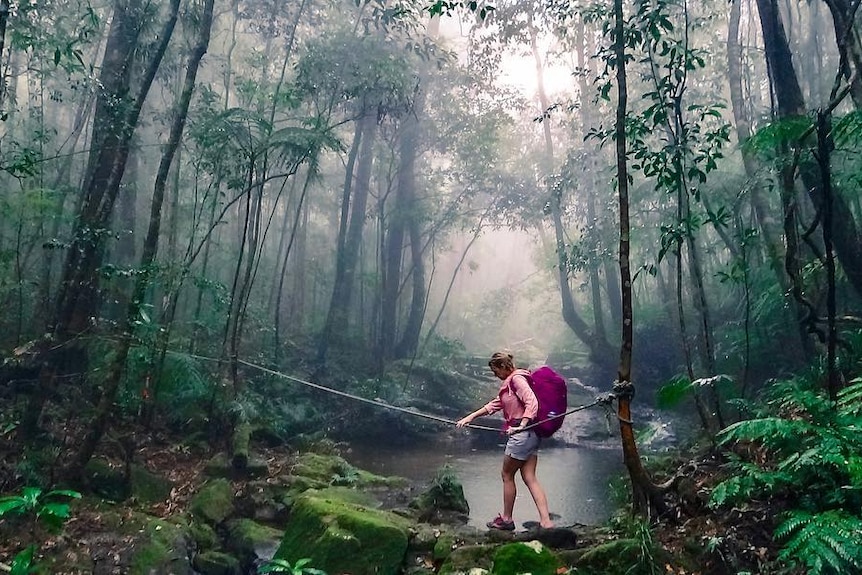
left=1, top=0, right=862, bottom=573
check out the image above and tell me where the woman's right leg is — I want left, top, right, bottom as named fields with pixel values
left=501, top=454, right=523, bottom=519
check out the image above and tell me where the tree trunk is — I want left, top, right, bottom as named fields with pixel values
left=69, top=0, right=214, bottom=476
left=24, top=0, right=180, bottom=439
left=758, top=0, right=862, bottom=304
left=613, top=0, right=665, bottom=517
left=274, top=170, right=313, bottom=363
left=530, top=8, right=614, bottom=368
left=52, top=0, right=180, bottom=339
left=318, top=111, right=377, bottom=367
left=394, top=217, right=427, bottom=359
left=821, top=0, right=862, bottom=107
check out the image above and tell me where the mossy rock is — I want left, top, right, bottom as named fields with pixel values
left=439, top=543, right=496, bottom=574
left=84, top=458, right=130, bottom=501
left=291, top=452, right=406, bottom=488
left=410, top=465, right=469, bottom=523
left=189, top=520, right=220, bottom=551
left=433, top=533, right=458, bottom=561
left=193, top=550, right=241, bottom=575
left=491, top=541, right=560, bottom=575
left=275, top=492, right=412, bottom=575
left=307, top=485, right=382, bottom=507
left=190, top=478, right=235, bottom=526
left=130, top=464, right=173, bottom=504
left=126, top=515, right=193, bottom=574
left=225, top=518, right=283, bottom=565
left=409, top=523, right=444, bottom=553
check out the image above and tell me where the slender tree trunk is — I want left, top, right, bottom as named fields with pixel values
left=394, top=218, right=426, bottom=358
left=613, top=0, right=665, bottom=516
left=318, top=111, right=376, bottom=367
left=815, top=112, right=840, bottom=401
left=0, top=0, right=9, bottom=102
left=274, top=171, right=313, bottom=362
left=821, top=0, right=862, bottom=107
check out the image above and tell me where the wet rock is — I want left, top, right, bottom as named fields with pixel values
left=126, top=516, right=194, bottom=574
left=205, top=452, right=268, bottom=479
left=130, top=464, right=173, bottom=504
left=438, top=543, right=496, bottom=574
left=515, top=525, right=578, bottom=549
left=189, top=520, right=219, bottom=552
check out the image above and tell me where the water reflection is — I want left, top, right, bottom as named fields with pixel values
left=345, top=439, right=625, bottom=529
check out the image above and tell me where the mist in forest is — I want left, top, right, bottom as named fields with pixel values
left=1, top=0, right=861, bottom=488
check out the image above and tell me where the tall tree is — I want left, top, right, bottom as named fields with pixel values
left=70, top=0, right=216, bottom=476
left=24, top=0, right=181, bottom=436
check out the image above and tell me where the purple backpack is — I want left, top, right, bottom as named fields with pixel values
left=515, top=366, right=568, bottom=438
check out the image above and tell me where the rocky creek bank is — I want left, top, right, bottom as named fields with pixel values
left=0, top=440, right=641, bottom=575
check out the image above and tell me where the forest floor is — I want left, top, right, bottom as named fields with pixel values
left=0, top=429, right=785, bottom=575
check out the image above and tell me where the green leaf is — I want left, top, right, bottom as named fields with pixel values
left=0, top=497, right=27, bottom=516
left=10, top=545, right=36, bottom=575
left=38, top=502, right=71, bottom=520
left=655, top=376, right=693, bottom=409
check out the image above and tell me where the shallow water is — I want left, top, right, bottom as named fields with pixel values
left=345, top=436, right=625, bottom=529
left=343, top=381, right=684, bottom=529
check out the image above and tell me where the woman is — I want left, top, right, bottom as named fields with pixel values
left=456, top=351, right=554, bottom=531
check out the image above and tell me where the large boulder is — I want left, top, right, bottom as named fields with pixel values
left=275, top=492, right=412, bottom=575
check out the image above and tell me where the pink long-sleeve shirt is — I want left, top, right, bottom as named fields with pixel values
left=482, top=368, right=539, bottom=426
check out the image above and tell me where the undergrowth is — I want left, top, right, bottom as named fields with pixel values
left=710, top=375, right=862, bottom=574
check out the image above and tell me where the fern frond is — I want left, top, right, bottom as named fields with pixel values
left=718, top=417, right=813, bottom=447
left=776, top=510, right=862, bottom=575
left=837, top=378, right=862, bottom=417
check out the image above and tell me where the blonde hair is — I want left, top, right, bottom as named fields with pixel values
left=488, top=351, right=515, bottom=371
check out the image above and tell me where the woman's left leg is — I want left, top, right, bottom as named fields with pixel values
left=520, top=455, right=554, bottom=528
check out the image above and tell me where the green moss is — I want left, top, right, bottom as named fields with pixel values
left=439, top=544, right=496, bottom=574
left=84, top=458, right=129, bottom=501
left=130, top=464, right=173, bottom=504
left=307, top=485, right=381, bottom=507
left=190, top=520, right=220, bottom=551
left=410, top=465, right=469, bottom=517
left=190, top=478, right=235, bottom=526
left=491, top=541, right=560, bottom=575
left=275, top=493, right=411, bottom=575
left=291, top=452, right=406, bottom=488
left=226, top=518, right=282, bottom=562
left=433, top=533, right=457, bottom=561
left=193, top=550, right=241, bottom=575
left=127, top=516, right=190, bottom=574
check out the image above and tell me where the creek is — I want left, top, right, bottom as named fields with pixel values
left=343, top=382, right=680, bottom=529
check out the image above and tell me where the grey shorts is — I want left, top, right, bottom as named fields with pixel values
left=504, top=430, right=540, bottom=461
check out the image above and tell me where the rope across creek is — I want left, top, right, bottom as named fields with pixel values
left=181, top=352, right=612, bottom=434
